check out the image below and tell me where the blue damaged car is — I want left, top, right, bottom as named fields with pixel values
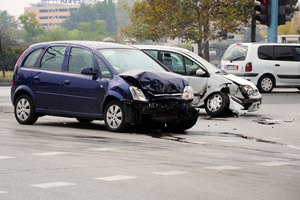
left=11, top=41, right=198, bottom=132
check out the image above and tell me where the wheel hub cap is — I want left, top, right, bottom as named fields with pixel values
left=208, top=94, right=222, bottom=112
left=261, top=78, right=272, bottom=91
left=16, top=99, right=30, bottom=121
left=106, top=105, right=122, bottom=129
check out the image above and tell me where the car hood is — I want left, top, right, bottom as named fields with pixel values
left=120, top=70, right=188, bottom=94
left=222, top=73, right=257, bottom=88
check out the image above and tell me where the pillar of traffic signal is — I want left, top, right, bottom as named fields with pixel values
left=267, top=0, right=278, bottom=43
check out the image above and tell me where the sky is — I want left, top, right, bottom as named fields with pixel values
left=1, top=0, right=300, bottom=19
left=0, top=0, right=40, bottom=18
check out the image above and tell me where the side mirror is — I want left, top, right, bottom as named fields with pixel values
left=196, top=68, right=206, bottom=76
left=81, top=67, right=96, bottom=76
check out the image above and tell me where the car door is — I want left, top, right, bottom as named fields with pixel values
left=293, top=46, right=300, bottom=85
left=61, top=46, right=108, bottom=115
left=273, top=46, right=299, bottom=84
left=31, top=46, right=67, bottom=111
left=159, top=51, right=208, bottom=104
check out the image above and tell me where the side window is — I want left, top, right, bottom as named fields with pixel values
left=294, top=47, right=300, bottom=61
left=258, top=46, right=273, bottom=60
left=161, top=52, right=185, bottom=74
left=95, top=56, right=112, bottom=78
left=274, top=46, right=296, bottom=61
left=184, top=57, right=201, bottom=76
left=23, top=49, right=44, bottom=68
left=144, top=50, right=158, bottom=59
left=68, top=47, right=95, bottom=74
left=40, top=46, right=66, bottom=71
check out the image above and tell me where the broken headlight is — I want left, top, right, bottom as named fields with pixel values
left=240, top=85, right=258, bottom=96
left=129, top=86, right=148, bottom=102
left=182, top=86, right=194, bottom=100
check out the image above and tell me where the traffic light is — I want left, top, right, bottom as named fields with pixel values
left=278, top=0, right=292, bottom=25
left=254, top=0, right=270, bottom=25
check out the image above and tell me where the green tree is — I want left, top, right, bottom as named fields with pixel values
left=62, top=0, right=117, bottom=33
left=122, top=0, right=253, bottom=61
left=19, top=12, right=45, bottom=44
left=0, top=11, right=19, bottom=77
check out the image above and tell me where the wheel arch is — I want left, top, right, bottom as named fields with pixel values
left=13, top=86, right=36, bottom=106
left=258, top=73, right=276, bottom=86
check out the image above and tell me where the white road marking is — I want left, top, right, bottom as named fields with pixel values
left=0, top=156, right=14, bottom=159
left=151, top=171, right=189, bottom=176
left=255, top=162, right=291, bottom=167
left=29, top=182, right=76, bottom=188
left=0, top=191, right=8, bottom=194
left=94, top=175, right=137, bottom=181
left=190, top=141, right=207, bottom=144
left=217, top=140, right=237, bottom=143
left=87, top=148, right=117, bottom=151
left=287, top=145, right=300, bottom=151
left=32, top=152, right=70, bottom=156
left=205, top=166, right=242, bottom=170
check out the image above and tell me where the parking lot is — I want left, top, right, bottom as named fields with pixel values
left=1, top=86, right=300, bottom=200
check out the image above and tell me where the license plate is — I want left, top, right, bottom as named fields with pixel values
left=226, top=65, right=236, bottom=70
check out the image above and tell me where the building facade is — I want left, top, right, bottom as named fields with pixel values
left=24, top=0, right=110, bottom=29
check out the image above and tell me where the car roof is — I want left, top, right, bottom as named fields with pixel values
left=30, top=41, right=135, bottom=50
left=229, top=43, right=300, bottom=46
left=134, top=45, right=191, bottom=54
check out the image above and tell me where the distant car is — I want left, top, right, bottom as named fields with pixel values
left=135, top=45, right=262, bottom=117
left=221, top=43, right=300, bottom=93
left=11, top=41, right=198, bottom=132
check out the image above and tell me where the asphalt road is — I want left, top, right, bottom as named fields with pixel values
left=1, top=86, right=300, bottom=200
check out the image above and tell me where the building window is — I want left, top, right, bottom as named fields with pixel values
left=59, top=16, right=68, bottom=19
left=39, top=9, right=48, bottom=13
left=59, top=9, right=68, bottom=12
left=41, top=23, right=48, bottom=26
left=39, top=16, right=48, bottom=20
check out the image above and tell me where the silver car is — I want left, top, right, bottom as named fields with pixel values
left=135, top=45, right=262, bottom=117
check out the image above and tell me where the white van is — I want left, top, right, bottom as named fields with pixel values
left=221, top=43, right=300, bottom=93
left=135, top=45, right=262, bottom=117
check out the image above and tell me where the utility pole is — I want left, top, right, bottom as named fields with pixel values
left=267, top=0, right=278, bottom=42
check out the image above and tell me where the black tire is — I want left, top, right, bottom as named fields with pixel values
left=166, top=109, right=199, bottom=132
left=14, top=94, right=38, bottom=125
left=104, top=100, right=128, bottom=132
left=257, top=75, right=274, bottom=93
left=76, top=118, right=93, bottom=123
left=205, top=92, right=229, bottom=117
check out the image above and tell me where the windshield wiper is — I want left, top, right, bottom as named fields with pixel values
left=230, top=56, right=245, bottom=62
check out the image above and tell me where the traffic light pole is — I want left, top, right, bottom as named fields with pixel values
left=267, top=0, right=279, bottom=42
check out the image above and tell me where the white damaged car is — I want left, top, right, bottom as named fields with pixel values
left=135, top=45, right=262, bottom=117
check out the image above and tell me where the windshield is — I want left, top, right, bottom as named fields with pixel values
left=185, top=51, right=219, bottom=73
left=222, top=45, right=248, bottom=61
left=98, top=49, right=167, bottom=74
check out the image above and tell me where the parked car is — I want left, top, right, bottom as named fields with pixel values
left=221, top=43, right=300, bottom=93
left=135, top=45, right=262, bottom=117
left=11, top=41, right=198, bottom=132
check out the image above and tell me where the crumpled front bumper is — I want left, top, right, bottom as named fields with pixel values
left=229, top=95, right=262, bottom=113
left=123, top=99, right=197, bottom=123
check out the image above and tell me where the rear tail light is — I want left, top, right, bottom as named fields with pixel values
left=14, top=48, right=29, bottom=72
left=12, top=48, right=29, bottom=87
left=236, top=65, right=239, bottom=70
left=245, top=62, right=252, bottom=72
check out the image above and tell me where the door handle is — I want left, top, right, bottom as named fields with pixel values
left=34, top=76, right=40, bottom=81
left=275, top=64, right=280, bottom=67
left=64, top=80, right=70, bottom=85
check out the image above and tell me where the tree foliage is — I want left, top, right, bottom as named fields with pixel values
left=0, top=11, right=19, bottom=76
left=62, top=0, right=117, bottom=33
left=19, top=12, right=45, bottom=44
left=122, top=0, right=253, bottom=60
